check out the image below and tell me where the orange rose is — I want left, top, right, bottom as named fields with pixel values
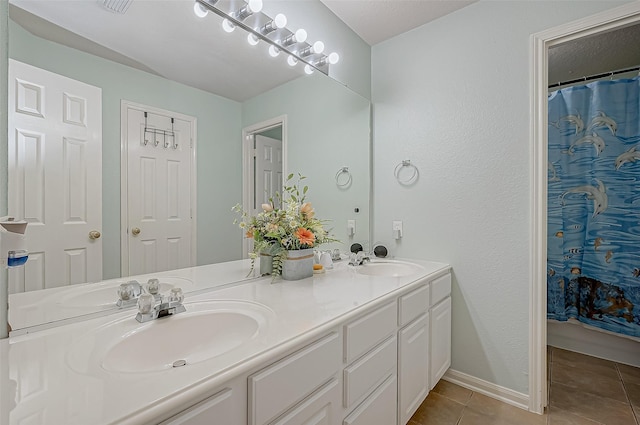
left=245, top=230, right=254, bottom=238
left=295, top=227, right=316, bottom=246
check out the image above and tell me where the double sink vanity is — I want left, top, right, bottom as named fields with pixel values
left=1, top=257, right=451, bottom=425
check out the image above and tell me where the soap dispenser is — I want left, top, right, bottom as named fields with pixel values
left=0, top=217, right=28, bottom=338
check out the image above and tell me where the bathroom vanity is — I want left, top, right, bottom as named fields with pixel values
left=0, top=258, right=451, bottom=425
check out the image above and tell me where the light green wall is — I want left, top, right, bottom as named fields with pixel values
left=243, top=73, right=371, bottom=250
left=372, top=0, right=632, bottom=395
left=9, top=20, right=243, bottom=278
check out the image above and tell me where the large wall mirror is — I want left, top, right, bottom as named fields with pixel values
left=6, top=0, right=371, bottom=331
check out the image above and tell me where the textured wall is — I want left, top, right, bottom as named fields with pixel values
left=372, top=0, right=630, bottom=395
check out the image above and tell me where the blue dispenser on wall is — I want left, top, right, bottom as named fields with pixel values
left=0, top=218, right=28, bottom=269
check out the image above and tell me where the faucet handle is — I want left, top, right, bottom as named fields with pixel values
left=117, top=283, right=134, bottom=301
left=147, top=278, right=160, bottom=295
left=137, top=293, right=155, bottom=314
left=168, top=287, right=184, bottom=304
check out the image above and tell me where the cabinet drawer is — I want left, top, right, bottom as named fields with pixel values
left=271, top=378, right=341, bottom=425
left=342, top=375, right=397, bottom=425
left=344, top=302, right=396, bottom=363
left=430, top=273, right=451, bottom=307
left=343, top=335, right=396, bottom=409
left=160, top=388, right=234, bottom=425
left=249, top=332, right=341, bottom=425
left=398, top=284, right=429, bottom=326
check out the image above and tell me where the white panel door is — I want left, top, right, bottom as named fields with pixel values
left=123, top=103, right=194, bottom=276
left=253, top=135, right=282, bottom=216
left=8, top=59, right=102, bottom=293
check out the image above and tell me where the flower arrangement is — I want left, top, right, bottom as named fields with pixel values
left=233, top=174, right=336, bottom=278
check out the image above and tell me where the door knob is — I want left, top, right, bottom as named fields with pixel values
left=89, top=230, right=101, bottom=239
left=131, top=227, right=141, bottom=236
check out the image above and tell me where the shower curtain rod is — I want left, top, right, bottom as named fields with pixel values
left=548, top=65, right=640, bottom=88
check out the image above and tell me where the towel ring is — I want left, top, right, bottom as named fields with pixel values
left=394, top=160, right=419, bottom=185
left=335, top=167, right=352, bottom=187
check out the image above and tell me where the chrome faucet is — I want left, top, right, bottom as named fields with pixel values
left=348, top=251, right=370, bottom=266
left=135, top=287, right=186, bottom=323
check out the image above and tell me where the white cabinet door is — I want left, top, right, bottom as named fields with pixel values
left=398, top=313, right=430, bottom=425
left=430, top=296, right=452, bottom=389
left=159, top=388, right=242, bottom=425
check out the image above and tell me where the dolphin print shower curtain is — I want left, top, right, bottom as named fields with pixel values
left=548, top=76, right=640, bottom=339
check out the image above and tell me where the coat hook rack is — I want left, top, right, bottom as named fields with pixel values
left=143, top=112, right=176, bottom=149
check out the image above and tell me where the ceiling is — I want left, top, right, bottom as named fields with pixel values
left=549, top=23, right=640, bottom=87
left=9, top=0, right=638, bottom=101
left=319, top=0, right=476, bottom=46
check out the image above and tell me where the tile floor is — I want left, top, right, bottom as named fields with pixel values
left=409, top=346, right=640, bottom=425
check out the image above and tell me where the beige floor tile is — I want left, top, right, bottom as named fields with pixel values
left=618, top=363, right=640, bottom=386
left=552, top=349, right=618, bottom=376
left=464, top=393, right=546, bottom=425
left=551, top=362, right=627, bottom=402
left=625, top=381, right=640, bottom=407
left=432, top=380, right=473, bottom=405
left=459, top=405, right=546, bottom=425
left=550, top=382, right=637, bottom=425
left=548, top=407, right=605, bottom=425
left=409, top=391, right=465, bottom=425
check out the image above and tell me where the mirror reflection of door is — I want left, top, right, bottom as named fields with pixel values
left=253, top=131, right=283, bottom=216
left=121, top=101, right=196, bottom=276
left=8, top=59, right=103, bottom=293
left=242, top=122, right=284, bottom=258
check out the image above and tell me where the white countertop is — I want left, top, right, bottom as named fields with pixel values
left=0, top=258, right=450, bottom=425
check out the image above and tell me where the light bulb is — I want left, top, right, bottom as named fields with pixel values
left=304, top=64, right=315, bottom=75
left=222, top=19, right=235, bottom=33
left=248, top=0, right=262, bottom=13
left=287, top=56, right=298, bottom=66
left=247, top=33, right=259, bottom=46
left=269, top=45, right=280, bottom=57
left=295, top=29, right=308, bottom=43
left=193, top=2, right=208, bottom=18
left=328, top=52, right=340, bottom=64
left=273, top=13, right=287, bottom=29
left=313, top=41, right=325, bottom=54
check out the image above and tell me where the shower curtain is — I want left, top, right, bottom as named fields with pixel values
left=548, top=76, right=640, bottom=339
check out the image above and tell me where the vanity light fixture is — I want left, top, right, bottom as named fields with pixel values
left=193, top=2, right=209, bottom=18
left=194, top=0, right=339, bottom=76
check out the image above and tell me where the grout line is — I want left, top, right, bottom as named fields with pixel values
left=615, top=362, right=638, bottom=422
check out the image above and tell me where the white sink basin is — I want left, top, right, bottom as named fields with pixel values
left=53, top=277, right=194, bottom=310
left=356, top=260, right=424, bottom=277
left=67, top=300, right=275, bottom=374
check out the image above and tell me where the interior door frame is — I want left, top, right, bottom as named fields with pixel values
left=120, top=100, right=198, bottom=276
left=241, top=115, right=287, bottom=259
left=529, top=2, right=640, bottom=414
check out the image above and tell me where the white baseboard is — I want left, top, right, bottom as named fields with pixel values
left=443, top=369, right=530, bottom=411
